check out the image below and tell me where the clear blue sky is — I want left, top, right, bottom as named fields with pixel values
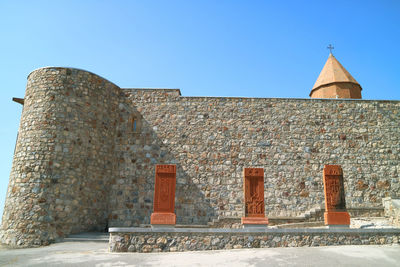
left=1, top=0, right=399, bottom=217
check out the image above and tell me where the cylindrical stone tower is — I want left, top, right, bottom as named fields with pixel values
left=1, top=67, right=120, bottom=247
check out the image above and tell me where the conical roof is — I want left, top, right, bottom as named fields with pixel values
left=311, top=54, right=361, bottom=92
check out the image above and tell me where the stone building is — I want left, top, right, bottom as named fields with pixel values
left=1, top=54, right=399, bottom=247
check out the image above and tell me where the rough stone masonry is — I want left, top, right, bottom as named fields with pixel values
left=1, top=67, right=399, bottom=247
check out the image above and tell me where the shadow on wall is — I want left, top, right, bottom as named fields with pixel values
left=108, top=99, right=216, bottom=227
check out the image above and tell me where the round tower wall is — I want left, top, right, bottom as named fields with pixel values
left=1, top=67, right=120, bottom=247
left=310, top=83, right=362, bottom=99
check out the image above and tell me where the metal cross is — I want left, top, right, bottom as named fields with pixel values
left=327, top=44, right=334, bottom=54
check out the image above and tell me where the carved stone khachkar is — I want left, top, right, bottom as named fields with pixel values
left=150, top=164, right=177, bottom=226
left=241, top=168, right=268, bottom=226
left=323, top=165, right=350, bottom=226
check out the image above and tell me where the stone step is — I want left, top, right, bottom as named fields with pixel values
left=298, top=206, right=323, bottom=219
left=273, top=221, right=325, bottom=229
left=139, top=224, right=209, bottom=228
left=207, top=206, right=325, bottom=227
left=62, top=232, right=109, bottom=242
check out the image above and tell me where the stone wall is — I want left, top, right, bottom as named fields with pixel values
left=109, top=90, right=399, bottom=227
left=1, top=68, right=399, bottom=247
left=1, top=68, right=120, bottom=247
left=109, top=228, right=400, bottom=252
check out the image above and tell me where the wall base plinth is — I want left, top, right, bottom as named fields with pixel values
left=151, top=224, right=175, bottom=229
left=326, top=225, right=350, bottom=229
left=109, top=227, right=400, bottom=253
